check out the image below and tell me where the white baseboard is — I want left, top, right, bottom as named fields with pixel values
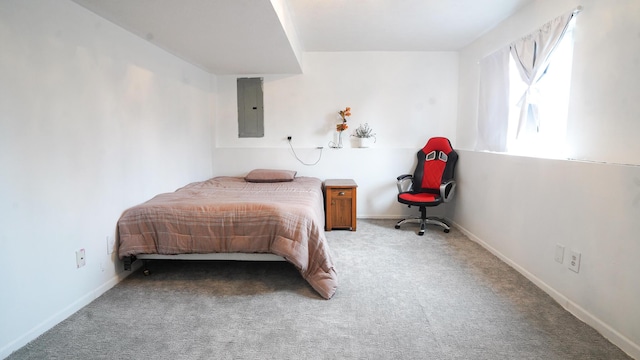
left=0, top=267, right=138, bottom=359
left=451, top=220, right=640, bottom=360
left=356, top=215, right=404, bottom=219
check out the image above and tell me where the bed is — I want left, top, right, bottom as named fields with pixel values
left=117, top=170, right=337, bottom=299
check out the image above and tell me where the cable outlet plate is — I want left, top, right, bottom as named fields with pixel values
left=76, top=249, right=86, bottom=268
left=107, top=235, right=116, bottom=255
left=554, top=244, right=565, bottom=263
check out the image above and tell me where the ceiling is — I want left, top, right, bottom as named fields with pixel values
left=72, top=0, right=533, bottom=75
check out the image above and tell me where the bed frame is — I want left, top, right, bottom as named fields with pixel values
left=123, top=253, right=285, bottom=272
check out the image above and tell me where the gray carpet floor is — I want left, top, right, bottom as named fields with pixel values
left=8, top=219, right=632, bottom=359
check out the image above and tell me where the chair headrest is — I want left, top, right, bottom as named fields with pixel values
left=422, top=137, right=454, bottom=155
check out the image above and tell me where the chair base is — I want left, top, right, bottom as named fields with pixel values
left=395, top=216, right=450, bottom=235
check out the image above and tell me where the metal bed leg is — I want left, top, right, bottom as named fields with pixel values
left=123, top=255, right=136, bottom=271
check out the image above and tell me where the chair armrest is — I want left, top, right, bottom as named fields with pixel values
left=396, top=174, right=413, bottom=193
left=440, top=180, right=457, bottom=202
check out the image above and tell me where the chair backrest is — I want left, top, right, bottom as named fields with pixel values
left=413, top=137, right=458, bottom=192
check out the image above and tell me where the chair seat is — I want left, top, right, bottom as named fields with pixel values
left=398, top=192, right=441, bottom=206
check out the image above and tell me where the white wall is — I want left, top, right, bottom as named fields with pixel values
left=454, top=0, right=640, bottom=357
left=0, top=1, right=214, bottom=357
left=213, top=51, right=459, bottom=217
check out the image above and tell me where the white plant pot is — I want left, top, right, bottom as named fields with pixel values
left=355, top=137, right=374, bottom=148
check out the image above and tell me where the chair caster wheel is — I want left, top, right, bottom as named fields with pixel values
left=444, top=229, right=450, bottom=233
left=395, top=225, right=400, bottom=229
left=143, top=269, right=151, bottom=276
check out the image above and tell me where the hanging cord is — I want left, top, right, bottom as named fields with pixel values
left=288, top=140, right=323, bottom=166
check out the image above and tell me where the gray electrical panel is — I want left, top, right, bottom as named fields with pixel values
left=237, top=77, right=264, bottom=138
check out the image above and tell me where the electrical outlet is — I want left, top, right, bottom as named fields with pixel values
left=554, top=244, right=565, bottom=263
left=76, top=249, right=86, bottom=268
left=287, top=136, right=292, bottom=141
left=569, top=250, right=581, bottom=273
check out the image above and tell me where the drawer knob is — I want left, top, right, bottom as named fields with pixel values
left=338, top=191, right=345, bottom=196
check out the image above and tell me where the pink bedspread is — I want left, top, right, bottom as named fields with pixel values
left=117, top=176, right=337, bottom=299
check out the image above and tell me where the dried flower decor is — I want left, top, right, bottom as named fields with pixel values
left=339, top=107, right=351, bottom=122
left=329, top=107, right=352, bottom=148
left=336, top=107, right=351, bottom=132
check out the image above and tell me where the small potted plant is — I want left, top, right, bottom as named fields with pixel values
left=352, top=123, right=376, bottom=148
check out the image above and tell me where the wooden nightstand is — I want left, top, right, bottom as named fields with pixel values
left=324, top=179, right=357, bottom=231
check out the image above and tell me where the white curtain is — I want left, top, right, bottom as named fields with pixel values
left=476, top=47, right=509, bottom=152
left=476, top=47, right=510, bottom=152
left=510, top=10, right=577, bottom=137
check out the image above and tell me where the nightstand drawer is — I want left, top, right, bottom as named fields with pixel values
left=330, top=188, right=353, bottom=199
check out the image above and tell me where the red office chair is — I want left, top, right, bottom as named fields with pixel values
left=395, top=137, right=458, bottom=235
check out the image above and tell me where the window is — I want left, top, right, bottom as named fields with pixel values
left=506, top=19, right=576, bottom=158
left=475, top=9, right=579, bottom=158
